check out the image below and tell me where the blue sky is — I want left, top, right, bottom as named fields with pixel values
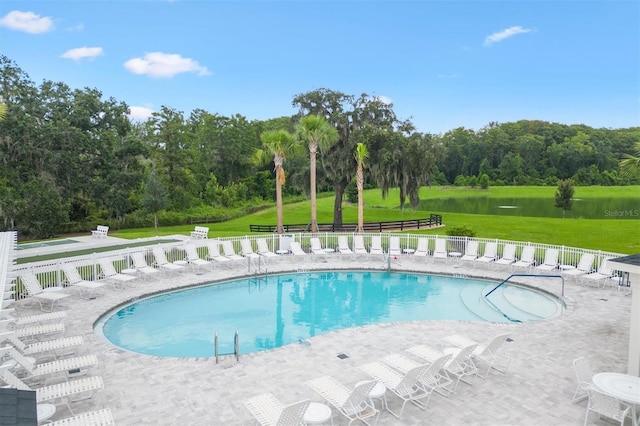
left=1, top=1, right=638, bottom=134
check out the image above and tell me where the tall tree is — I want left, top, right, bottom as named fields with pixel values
left=554, top=178, right=574, bottom=218
left=354, top=143, right=368, bottom=233
left=141, top=166, right=167, bottom=232
left=292, top=88, right=397, bottom=228
left=296, top=115, right=338, bottom=232
left=255, top=130, right=300, bottom=234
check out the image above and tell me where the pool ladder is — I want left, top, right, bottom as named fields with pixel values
left=214, top=330, right=240, bottom=364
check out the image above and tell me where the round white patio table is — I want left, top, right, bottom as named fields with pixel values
left=303, top=402, right=333, bottom=425
left=37, top=403, right=56, bottom=424
left=593, top=372, right=640, bottom=426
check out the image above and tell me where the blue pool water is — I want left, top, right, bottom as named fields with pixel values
left=97, top=271, right=561, bottom=358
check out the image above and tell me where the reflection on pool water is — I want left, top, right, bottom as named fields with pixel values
left=97, top=271, right=562, bottom=358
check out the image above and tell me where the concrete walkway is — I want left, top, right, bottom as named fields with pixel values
left=6, top=247, right=634, bottom=425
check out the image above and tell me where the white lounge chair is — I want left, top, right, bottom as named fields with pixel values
left=337, top=236, right=354, bottom=257
left=289, top=241, right=307, bottom=256
left=98, top=258, right=136, bottom=290
left=460, top=240, right=479, bottom=262
left=14, top=322, right=64, bottom=341
left=240, top=239, right=260, bottom=260
left=584, top=385, right=631, bottom=426
left=20, top=274, right=70, bottom=312
left=309, top=237, right=326, bottom=256
left=152, top=247, right=185, bottom=275
left=183, top=244, right=211, bottom=271
left=48, top=409, right=115, bottom=426
left=222, top=241, right=244, bottom=261
left=353, top=235, right=368, bottom=258
left=370, top=235, right=384, bottom=258
left=432, top=238, right=448, bottom=262
left=1, top=310, right=66, bottom=328
left=572, top=356, right=593, bottom=404
left=130, top=251, right=161, bottom=279
left=444, top=333, right=512, bottom=378
left=562, top=253, right=595, bottom=282
left=494, top=244, right=517, bottom=267
left=413, top=238, right=429, bottom=258
left=534, top=248, right=559, bottom=273
left=61, top=264, right=105, bottom=299
left=306, top=376, right=379, bottom=425
left=581, top=258, right=615, bottom=288
left=1, top=345, right=98, bottom=383
left=207, top=240, right=233, bottom=265
left=406, top=343, right=478, bottom=393
left=0, top=331, right=83, bottom=359
left=475, top=242, right=497, bottom=267
left=243, top=392, right=310, bottom=426
left=389, top=236, right=402, bottom=257
left=359, top=360, right=431, bottom=419
left=0, top=366, right=104, bottom=416
left=380, top=352, right=453, bottom=398
left=511, top=246, right=536, bottom=271
left=256, top=239, right=278, bottom=258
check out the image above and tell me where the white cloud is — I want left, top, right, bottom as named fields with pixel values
left=65, top=23, right=84, bottom=32
left=0, top=10, right=54, bottom=34
left=123, top=52, right=211, bottom=78
left=484, top=26, right=533, bottom=46
left=373, top=95, right=393, bottom=105
left=61, top=47, right=104, bottom=61
left=128, top=106, right=155, bottom=120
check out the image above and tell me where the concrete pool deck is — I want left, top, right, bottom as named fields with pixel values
left=7, top=247, right=633, bottom=425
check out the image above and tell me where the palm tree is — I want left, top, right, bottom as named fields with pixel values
left=296, top=115, right=338, bottom=233
left=256, top=130, right=299, bottom=234
left=354, top=143, right=369, bottom=233
left=620, top=141, right=640, bottom=179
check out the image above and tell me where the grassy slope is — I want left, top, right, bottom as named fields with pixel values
left=99, top=186, right=639, bottom=254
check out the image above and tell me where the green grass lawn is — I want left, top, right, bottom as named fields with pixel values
left=105, top=186, right=639, bottom=255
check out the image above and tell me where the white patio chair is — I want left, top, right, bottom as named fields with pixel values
left=309, top=237, right=326, bottom=256
left=572, top=356, right=593, bottom=404
left=98, top=257, right=136, bottom=290
left=60, top=264, right=105, bottom=299
left=48, top=409, right=115, bottom=426
left=475, top=242, right=497, bottom=268
left=20, top=274, right=70, bottom=312
left=584, top=385, right=631, bottom=426
left=289, top=241, right=307, bottom=256
left=510, top=246, right=536, bottom=271
left=240, top=239, right=260, bottom=260
left=369, top=235, right=385, bottom=258
left=406, top=343, right=478, bottom=394
left=381, top=352, right=453, bottom=397
left=359, top=360, right=431, bottom=419
left=494, top=244, right=517, bottom=267
left=413, top=238, right=429, bottom=258
left=353, top=235, right=369, bottom=258
left=206, top=241, right=233, bottom=267
left=221, top=241, right=244, bottom=261
left=306, top=375, right=379, bottom=425
left=243, top=392, right=310, bottom=426
left=0, top=331, right=83, bottom=359
left=184, top=244, right=212, bottom=271
left=0, top=366, right=104, bottom=416
left=581, top=258, right=615, bottom=288
left=130, top=251, right=160, bottom=279
left=389, top=236, right=402, bottom=257
left=152, top=247, right=185, bottom=275
left=534, top=248, right=559, bottom=273
left=432, top=238, right=448, bottom=262
left=337, top=235, right=354, bottom=257
left=460, top=240, right=479, bottom=262
left=256, top=239, right=278, bottom=258
left=0, top=345, right=98, bottom=384
left=445, top=333, right=512, bottom=378
left=561, top=253, right=595, bottom=283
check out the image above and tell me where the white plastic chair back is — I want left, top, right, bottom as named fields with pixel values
left=465, top=241, right=479, bottom=257
left=585, top=385, right=630, bottom=425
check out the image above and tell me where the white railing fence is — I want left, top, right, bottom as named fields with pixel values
left=8, top=233, right=625, bottom=301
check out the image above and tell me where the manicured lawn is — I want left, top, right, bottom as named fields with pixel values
left=107, top=186, right=639, bottom=255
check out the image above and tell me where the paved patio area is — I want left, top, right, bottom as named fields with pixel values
left=7, top=242, right=634, bottom=425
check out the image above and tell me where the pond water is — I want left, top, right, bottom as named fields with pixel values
left=418, top=197, right=639, bottom=219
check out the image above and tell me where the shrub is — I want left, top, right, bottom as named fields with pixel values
left=446, top=225, right=476, bottom=237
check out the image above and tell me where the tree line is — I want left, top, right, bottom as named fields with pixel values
left=0, top=56, right=637, bottom=238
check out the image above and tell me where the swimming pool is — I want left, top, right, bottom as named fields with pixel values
left=96, top=271, right=562, bottom=358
